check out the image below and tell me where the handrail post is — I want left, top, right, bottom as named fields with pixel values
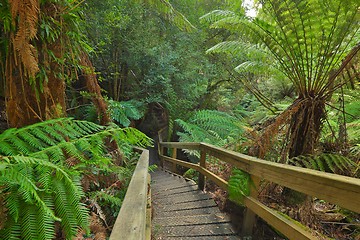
left=198, top=150, right=206, bottom=191
left=172, top=148, right=177, bottom=173
left=241, top=175, right=260, bottom=237
left=158, top=142, right=164, bottom=168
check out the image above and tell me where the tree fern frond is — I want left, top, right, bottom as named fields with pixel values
left=52, top=179, right=79, bottom=239
left=0, top=118, right=150, bottom=239
left=228, top=168, right=251, bottom=205
left=287, top=153, right=356, bottom=175
left=91, top=191, right=122, bottom=209
left=200, top=10, right=238, bottom=25
left=108, top=100, right=146, bottom=127
left=0, top=141, right=18, bottom=156
left=21, top=203, right=38, bottom=240
left=36, top=195, right=56, bottom=240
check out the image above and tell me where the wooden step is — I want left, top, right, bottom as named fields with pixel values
left=151, top=170, right=240, bottom=239
left=153, top=213, right=231, bottom=226
left=155, top=222, right=237, bottom=237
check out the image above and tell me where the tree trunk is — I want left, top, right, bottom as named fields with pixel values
left=79, top=52, right=111, bottom=125
left=288, top=97, right=326, bottom=158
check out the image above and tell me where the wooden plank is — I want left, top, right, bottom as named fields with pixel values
left=198, top=167, right=228, bottom=191
left=153, top=192, right=212, bottom=205
left=146, top=174, right=151, bottom=240
left=155, top=206, right=221, bottom=218
left=158, top=222, right=237, bottom=237
left=154, top=186, right=199, bottom=196
left=153, top=185, right=198, bottom=195
left=201, top=143, right=360, bottom=213
left=161, top=155, right=200, bottom=170
left=160, top=142, right=201, bottom=150
left=161, top=155, right=228, bottom=191
left=110, top=150, right=149, bottom=240
left=153, top=213, right=231, bottom=226
left=163, top=236, right=239, bottom=240
left=243, top=196, right=318, bottom=240
left=162, top=199, right=217, bottom=211
left=152, top=182, right=197, bottom=193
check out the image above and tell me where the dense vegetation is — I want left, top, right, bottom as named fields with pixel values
left=0, top=0, right=359, bottom=239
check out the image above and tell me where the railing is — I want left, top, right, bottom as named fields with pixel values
left=109, top=148, right=151, bottom=240
left=158, top=138, right=360, bottom=239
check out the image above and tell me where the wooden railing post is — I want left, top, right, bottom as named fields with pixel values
left=198, top=150, right=206, bottom=191
left=241, top=175, right=260, bottom=237
left=172, top=148, right=177, bottom=173
left=158, top=142, right=164, bottom=168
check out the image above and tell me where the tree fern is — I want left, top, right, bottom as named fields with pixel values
left=0, top=118, right=152, bottom=239
left=201, top=0, right=360, bottom=158
left=287, top=153, right=356, bottom=176
left=176, top=110, right=244, bottom=142
left=108, top=100, right=146, bottom=127
left=176, top=110, right=245, bottom=157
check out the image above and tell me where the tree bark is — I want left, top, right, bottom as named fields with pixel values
left=80, top=52, right=111, bottom=125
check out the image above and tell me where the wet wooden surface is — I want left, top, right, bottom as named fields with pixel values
left=151, top=170, right=240, bottom=240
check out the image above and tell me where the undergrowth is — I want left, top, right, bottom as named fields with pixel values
left=0, top=118, right=152, bottom=240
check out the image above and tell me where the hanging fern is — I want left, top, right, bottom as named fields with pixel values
left=0, top=118, right=152, bottom=240
left=228, top=168, right=252, bottom=205
left=287, top=153, right=356, bottom=176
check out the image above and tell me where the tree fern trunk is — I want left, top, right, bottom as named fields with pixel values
left=288, top=97, right=326, bottom=158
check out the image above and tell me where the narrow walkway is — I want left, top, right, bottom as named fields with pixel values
left=151, top=170, right=240, bottom=239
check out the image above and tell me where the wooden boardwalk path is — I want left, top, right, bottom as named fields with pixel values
left=151, top=170, right=240, bottom=240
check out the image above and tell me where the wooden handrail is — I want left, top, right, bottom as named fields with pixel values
left=110, top=148, right=150, bottom=240
left=159, top=140, right=360, bottom=240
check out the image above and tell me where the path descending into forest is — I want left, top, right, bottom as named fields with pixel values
left=150, top=170, right=240, bottom=240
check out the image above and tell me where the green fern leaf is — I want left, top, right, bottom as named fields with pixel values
left=228, top=168, right=251, bottom=205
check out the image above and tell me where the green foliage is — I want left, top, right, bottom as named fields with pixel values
left=0, top=118, right=152, bottom=239
left=287, top=153, right=356, bottom=176
left=202, top=0, right=360, bottom=159
left=0, top=155, right=88, bottom=240
left=134, top=0, right=196, bottom=32
left=183, top=168, right=198, bottom=182
left=228, top=168, right=251, bottom=205
left=108, top=100, right=146, bottom=127
left=345, top=101, right=360, bottom=123
left=176, top=110, right=245, bottom=156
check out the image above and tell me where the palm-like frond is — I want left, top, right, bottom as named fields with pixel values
left=204, top=1, right=360, bottom=97
left=0, top=156, right=86, bottom=240
left=287, top=153, right=356, bottom=175
left=176, top=110, right=245, bottom=156
left=108, top=100, right=146, bottom=127
left=202, top=0, right=360, bottom=158
left=0, top=118, right=152, bottom=239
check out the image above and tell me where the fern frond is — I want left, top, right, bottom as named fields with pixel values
left=200, top=10, right=238, bottom=25
left=108, top=100, right=146, bottom=127
left=287, top=153, right=356, bottom=175
left=91, top=191, right=122, bottom=209
left=0, top=118, right=151, bottom=239
left=52, top=179, right=79, bottom=238
left=176, top=110, right=245, bottom=150
left=228, top=168, right=251, bottom=205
